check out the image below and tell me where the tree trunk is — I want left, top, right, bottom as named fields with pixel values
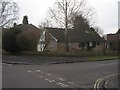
left=65, top=1, right=69, bottom=52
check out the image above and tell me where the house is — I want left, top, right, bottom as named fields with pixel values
left=14, top=16, right=41, bottom=32
left=12, top=16, right=42, bottom=51
left=38, top=27, right=105, bottom=52
left=106, top=29, right=120, bottom=51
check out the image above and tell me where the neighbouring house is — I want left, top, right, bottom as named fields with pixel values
left=12, top=16, right=42, bottom=51
left=37, top=27, right=105, bottom=52
left=14, top=16, right=41, bottom=32
left=106, top=29, right=120, bottom=51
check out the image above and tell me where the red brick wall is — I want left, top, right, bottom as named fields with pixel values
left=107, top=34, right=118, bottom=42
left=107, top=34, right=119, bottom=51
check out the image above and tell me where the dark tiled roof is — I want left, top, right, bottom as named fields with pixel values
left=46, top=27, right=104, bottom=43
left=45, top=27, right=66, bottom=42
left=70, top=29, right=104, bottom=42
left=14, top=24, right=41, bottom=31
left=116, top=29, right=120, bottom=34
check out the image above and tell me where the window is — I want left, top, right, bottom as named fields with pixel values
left=89, top=42, right=93, bottom=47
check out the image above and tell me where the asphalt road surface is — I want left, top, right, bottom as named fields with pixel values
left=2, top=56, right=118, bottom=89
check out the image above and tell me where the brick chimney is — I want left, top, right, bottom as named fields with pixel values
left=22, top=16, right=29, bottom=25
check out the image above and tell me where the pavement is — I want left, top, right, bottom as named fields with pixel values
left=2, top=55, right=117, bottom=65
left=2, top=55, right=90, bottom=65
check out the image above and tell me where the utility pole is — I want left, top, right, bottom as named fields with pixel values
left=65, top=1, right=69, bottom=52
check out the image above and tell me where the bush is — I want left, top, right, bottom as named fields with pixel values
left=2, top=26, right=40, bottom=53
left=92, top=45, right=105, bottom=56
left=16, top=29, right=40, bottom=51
left=2, top=28, right=22, bottom=53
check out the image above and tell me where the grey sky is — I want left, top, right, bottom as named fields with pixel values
left=15, top=0, right=118, bottom=34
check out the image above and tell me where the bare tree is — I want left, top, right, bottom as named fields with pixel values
left=48, top=0, right=94, bottom=28
left=46, top=0, right=95, bottom=52
left=94, top=26, right=104, bottom=36
left=39, top=19, right=52, bottom=29
left=0, top=0, right=19, bottom=27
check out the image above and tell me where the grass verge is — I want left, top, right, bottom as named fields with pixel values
left=2, top=50, right=119, bottom=62
left=87, top=55, right=118, bottom=61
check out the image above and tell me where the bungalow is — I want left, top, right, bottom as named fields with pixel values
left=37, top=27, right=105, bottom=52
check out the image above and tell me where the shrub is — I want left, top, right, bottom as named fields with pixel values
left=16, top=29, right=40, bottom=51
left=2, top=28, right=22, bottom=53
left=92, top=45, right=105, bottom=56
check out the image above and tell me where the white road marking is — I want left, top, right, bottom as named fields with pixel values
left=104, top=74, right=119, bottom=88
left=68, top=81, right=80, bottom=87
left=57, top=77, right=65, bottom=81
left=46, top=74, right=51, bottom=76
left=96, top=78, right=104, bottom=89
left=56, top=82, right=69, bottom=87
left=44, top=78, right=55, bottom=83
left=26, top=69, right=81, bottom=88
left=35, top=69, right=44, bottom=73
left=68, top=81, right=75, bottom=84
left=35, top=70, right=41, bottom=72
left=94, top=73, right=118, bottom=90
left=34, top=74, right=43, bottom=78
left=27, top=70, right=32, bottom=73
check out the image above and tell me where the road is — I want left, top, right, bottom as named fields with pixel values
left=2, top=56, right=118, bottom=89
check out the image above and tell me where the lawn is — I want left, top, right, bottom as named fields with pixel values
left=87, top=55, right=118, bottom=61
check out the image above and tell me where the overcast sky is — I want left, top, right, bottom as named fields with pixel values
left=15, top=0, right=119, bottom=34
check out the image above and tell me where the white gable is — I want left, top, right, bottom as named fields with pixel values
left=37, top=30, right=46, bottom=51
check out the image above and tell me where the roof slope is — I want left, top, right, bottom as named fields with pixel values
left=45, top=27, right=104, bottom=43
left=116, top=29, right=120, bottom=34
left=70, top=28, right=104, bottom=42
left=14, top=24, right=41, bottom=31
left=45, top=27, right=66, bottom=42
